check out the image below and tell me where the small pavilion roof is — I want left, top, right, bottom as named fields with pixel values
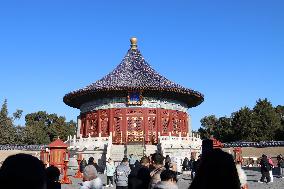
left=48, top=138, right=68, bottom=148
left=63, top=38, right=204, bottom=109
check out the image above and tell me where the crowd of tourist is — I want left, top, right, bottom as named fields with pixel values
left=0, top=151, right=284, bottom=189
left=257, top=154, right=284, bottom=184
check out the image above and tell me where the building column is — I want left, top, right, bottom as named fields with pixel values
left=143, top=109, right=149, bottom=144
left=157, top=108, right=161, bottom=138
left=109, top=109, right=114, bottom=137
left=84, top=117, right=89, bottom=137
left=98, top=110, right=101, bottom=137
left=77, top=115, right=81, bottom=138
left=122, top=109, right=127, bottom=144
left=187, top=113, right=192, bottom=136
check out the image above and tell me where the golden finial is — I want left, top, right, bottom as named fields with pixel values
left=130, top=37, right=137, bottom=50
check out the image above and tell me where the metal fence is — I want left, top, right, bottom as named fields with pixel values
left=223, top=141, right=284, bottom=148
left=0, top=145, right=47, bottom=151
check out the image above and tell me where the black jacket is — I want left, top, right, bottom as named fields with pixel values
left=128, top=165, right=151, bottom=189
left=192, top=159, right=201, bottom=173
left=260, top=158, right=271, bottom=172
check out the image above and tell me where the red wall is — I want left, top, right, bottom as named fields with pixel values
left=80, top=108, right=188, bottom=145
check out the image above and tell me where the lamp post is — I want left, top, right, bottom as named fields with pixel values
left=73, top=153, right=83, bottom=178
left=60, top=152, right=72, bottom=184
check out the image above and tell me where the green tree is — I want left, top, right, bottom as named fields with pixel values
left=231, top=107, right=257, bottom=141
left=65, top=120, right=76, bottom=139
left=14, top=126, right=25, bottom=144
left=275, top=105, right=284, bottom=140
left=13, top=109, right=23, bottom=120
left=0, top=99, right=16, bottom=144
left=47, top=113, right=76, bottom=142
left=24, top=111, right=76, bottom=144
left=215, top=117, right=234, bottom=142
left=24, top=111, right=51, bottom=144
left=198, top=115, right=218, bottom=139
left=253, top=98, right=281, bottom=141
left=198, top=99, right=284, bottom=142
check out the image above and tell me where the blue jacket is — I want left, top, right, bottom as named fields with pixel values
left=106, top=162, right=115, bottom=176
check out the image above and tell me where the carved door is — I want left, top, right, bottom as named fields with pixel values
left=146, top=109, right=158, bottom=144
left=126, top=109, right=144, bottom=144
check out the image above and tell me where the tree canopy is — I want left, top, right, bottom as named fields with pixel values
left=198, top=98, right=284, bottom=142
left=0, top=99, right=76, bottom=145
left=0, top=99, right=16, bottom=144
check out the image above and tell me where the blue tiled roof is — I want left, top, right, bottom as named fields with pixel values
left=64, top=46, right=204, bottom=109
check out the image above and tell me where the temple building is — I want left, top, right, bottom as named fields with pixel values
left=64, top=38, right=204, bottom=169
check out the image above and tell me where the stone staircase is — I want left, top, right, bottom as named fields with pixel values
left=108, top=145, right=126, bottom=164
left=108, top=144, right=158, bottom=165
left=126, top=144, right=144, bottom=158
left=144, top=145, right=158, bottom=156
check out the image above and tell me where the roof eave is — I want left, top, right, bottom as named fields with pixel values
left=63, top=88, right=204, bottom=109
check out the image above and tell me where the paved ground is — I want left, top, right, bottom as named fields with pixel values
left=62, top=167, right=284, bottom=189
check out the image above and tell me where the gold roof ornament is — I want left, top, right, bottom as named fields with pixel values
left=130, top=37, right=138, bottom=50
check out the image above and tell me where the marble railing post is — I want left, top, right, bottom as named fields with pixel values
left=73, top=135, right=76, bottom=146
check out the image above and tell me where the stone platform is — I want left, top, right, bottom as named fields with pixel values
left=67, top=134, right=202, bottom=170
left=62, top=167, right=284, bottom=189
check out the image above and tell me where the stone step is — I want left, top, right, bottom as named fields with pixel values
left=109, top=145, right=158, bottom=163
left=109, top=145, right=126, bottom=162
left=126, top=145, right=144, bottom=160
left=144, top=145, right=157, bottom=156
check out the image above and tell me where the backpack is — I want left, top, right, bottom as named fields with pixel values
left=264, top=162, right=272, bottom=171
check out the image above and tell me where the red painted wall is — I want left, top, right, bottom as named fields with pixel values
left=80, top=108, right=188, bottom=145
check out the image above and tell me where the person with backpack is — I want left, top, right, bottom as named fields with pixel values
left=259, top=154, right=271, bottom=183
left=114, top=158, right=131, bottom=189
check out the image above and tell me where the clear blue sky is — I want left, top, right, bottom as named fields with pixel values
left=0, top=0, right=283, bottom=131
